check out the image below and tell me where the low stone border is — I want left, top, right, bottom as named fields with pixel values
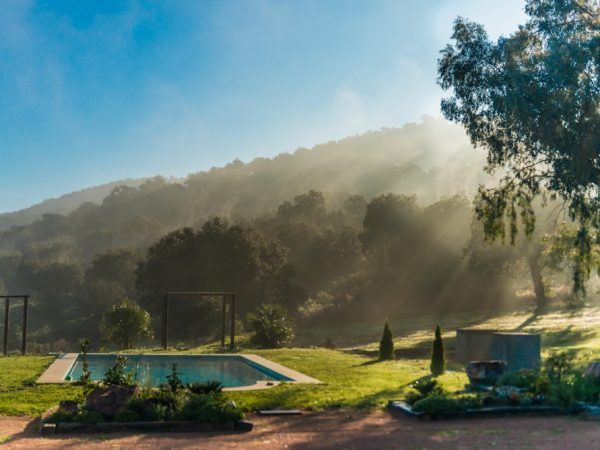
left=40, top=420, right=253, bottom=435
left=387, top=400, right=574, bottom=420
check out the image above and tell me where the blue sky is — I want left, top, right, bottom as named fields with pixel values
left=0, top=0, right=526, bottom=213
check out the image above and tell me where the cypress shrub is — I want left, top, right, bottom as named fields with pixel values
left=379, top=321, right=394, bottom=360
left=430, top=325, right=445, bottom=376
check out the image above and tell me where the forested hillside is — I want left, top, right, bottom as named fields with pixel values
left=0, top=118, right=557, bottom=350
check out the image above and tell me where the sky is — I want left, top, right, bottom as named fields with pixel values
left=0, top=0, right=527, bottom=213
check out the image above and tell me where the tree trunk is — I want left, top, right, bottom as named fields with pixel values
left=527, top=252, right=547, bottom=313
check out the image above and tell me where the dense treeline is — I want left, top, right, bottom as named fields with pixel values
left=0, top=188, right=526, bottom=350
left=0, top=120, right=582, bottom=350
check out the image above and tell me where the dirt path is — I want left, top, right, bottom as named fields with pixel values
left=1, top=411, right=599, bottom=449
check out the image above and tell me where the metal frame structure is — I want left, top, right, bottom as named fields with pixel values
left=161, top=291, right=236, bottom=350
left=1, top=295, right=29, bottom=356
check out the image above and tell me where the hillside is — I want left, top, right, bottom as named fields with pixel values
left=0, top=179, right=146, bottom=231
left=0, top=117, right=486, bottom=232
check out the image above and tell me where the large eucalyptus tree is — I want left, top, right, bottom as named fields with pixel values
left=438, top=0, right=599, bottom=295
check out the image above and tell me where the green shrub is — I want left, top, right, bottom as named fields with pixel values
left=545, top=351, right=574, bottom=383
left=378, top=322, right=394, bottom=360
left=114, top=408, right=140, bottom=423
left=249, top=303, right=294, bottom=348
left=78, top=338, right=92, bottom=386
left=100, top=300, right=153, bottom=350
left=187, top=380, right=223, bottom=395
left=549, top=382, right=575, bottom=407
left=165, top=363, right=184, bottom=392
left=571, top=372, right=600, bottom=403
left=412, top=378, right=442, bottom=396
left=412, top=395, right=465, bottom=415
left=430, top=325, right=445, bottom=376
left=180, top=394, right=244, bottom=423
left=104, top=355, right=133, bottom=386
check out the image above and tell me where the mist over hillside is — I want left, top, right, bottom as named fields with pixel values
left=0, top=117, right=486, bottom=234
left=0, top=179, right=146, bottom=231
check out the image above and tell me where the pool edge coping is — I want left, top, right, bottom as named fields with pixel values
left=36, top=353, right=322, bottom=390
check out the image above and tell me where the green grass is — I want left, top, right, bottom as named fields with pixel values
left=1, top=306, right=599, bottom=416
left=0, top=356, right=83, bottom=416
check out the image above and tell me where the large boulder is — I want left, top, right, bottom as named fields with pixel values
left=85, top=385, right=138, bottom=418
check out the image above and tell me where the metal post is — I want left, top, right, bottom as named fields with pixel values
left=229, top=294, right=235, bottom=350
left=162, top=293, right=169, bottom=350
left=221, top=296, right=226, bottom=348
left=21, top=296, right=28, bottom=355
left=3, top=298, right=9, bottom=356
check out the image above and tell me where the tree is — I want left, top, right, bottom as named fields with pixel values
left=100, top=300, right=153, bottom=349
left=430, top=325, right=445, bottom=376
left=136, top=218, right=305, bottom=327
left=438, top=0, right=600, bottom=294
left=379, top=321, right=394, bottom=360
left=249, top=303, right=294, bottom=348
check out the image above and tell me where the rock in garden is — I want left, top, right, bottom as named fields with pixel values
left=85, top=385, right=138, bottom=418
left=466, top=360, right=507, bottom=386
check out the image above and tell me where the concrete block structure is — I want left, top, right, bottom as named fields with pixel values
left=455, top=329, right=541, bottom=372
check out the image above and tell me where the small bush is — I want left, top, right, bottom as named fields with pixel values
left=165, top=363, right=184, bottom=392
left=104, top=355, right=133, bottom=386
left=249, top=303, right=294, bottom=348
left=187, top=380, right=223, bottom=395
left=545, top=351, right=574, bottom=383
left=78, top=338, right=92, bottom=386
left=430, top=325, right=445, bottom=376
left=180, top=394, right=244, bottom=423
left=412, top=395, right=465, bottom=416
left=378, top=322, right=394, bottom=360
left=100, top=300, right=153, bottom=350
left=114, top=408, right=140, bottom=423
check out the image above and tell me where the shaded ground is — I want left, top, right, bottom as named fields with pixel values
left=1, top=411, right=599, bottom=449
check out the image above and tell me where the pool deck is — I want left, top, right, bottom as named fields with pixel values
left=36, top=353, right=321, bottom=390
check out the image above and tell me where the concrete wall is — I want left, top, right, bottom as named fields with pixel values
left=490, top=332, right=541, bottom=372
left=455, top=329, right=496, bottom=363
left=455, top=329, right=541, bottom=372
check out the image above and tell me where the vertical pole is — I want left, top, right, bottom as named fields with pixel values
left=229, top=294, right=235, bottom=350
left=21, top=296, right=28, bottom=355
left=162, top=293, right=169, bottom=350
left=221, top=296, right=226, bottom=348
left=3, top=298, right=9, bottom=357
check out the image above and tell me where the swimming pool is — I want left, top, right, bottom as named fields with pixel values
left=37, top=353, right=320, bottom=390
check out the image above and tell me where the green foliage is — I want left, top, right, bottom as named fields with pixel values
left=100, top=300, right=152, bottom=350
left=249, top=303, right=294, bottom=348
left=180, top=394, right=244, bottom=423
left=77, top=338, right=92, bottom=386
left=378, top=322, right=394, bottom=360
left=438, top=0, right=600, bottom=294
left=430, top=325, right=445, bottom=376
left=412, top=395, right=466, bottom=416
left=46, top=408, right=105, bottom=425
left=103, top=355, right=133, bottom=386
left=404, top=378, right=445, bottom=405
left=545, top=351, right=574, bottom=383
left=498, top=369, right=551, bottom=396
left=187, top=380, right=223, bottom=395
left=114, top=408, right=140, bottom=423
left=165, top=363, right=184, bottom=393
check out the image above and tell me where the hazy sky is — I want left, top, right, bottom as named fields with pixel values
left=0, top=0, right=527, bottom=213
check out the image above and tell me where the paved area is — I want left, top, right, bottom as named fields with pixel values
left=1, top=410, right=599, bottom=449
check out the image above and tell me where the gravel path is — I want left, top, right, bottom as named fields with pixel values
left=1, top=411, right=599, bottom=449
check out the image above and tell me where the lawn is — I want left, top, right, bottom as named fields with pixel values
left=1, top=306, right=599, bottom=417
left=0, top=356, right=83, bottom=416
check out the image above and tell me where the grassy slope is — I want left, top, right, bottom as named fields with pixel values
left=1, top=306, right=599, bottom=416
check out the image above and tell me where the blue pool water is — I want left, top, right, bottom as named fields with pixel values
left=67, top=354, right=292, bottom=388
